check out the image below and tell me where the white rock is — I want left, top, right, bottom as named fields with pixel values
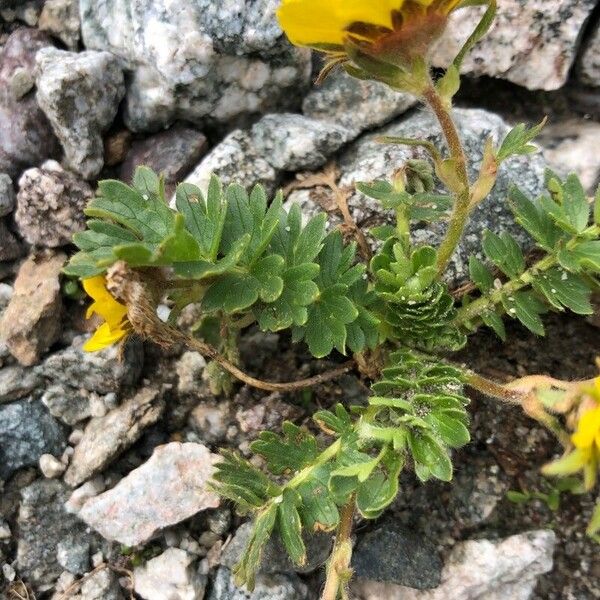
left=176, top=351, right=207, bottom=395
left=35, top=47, right=125, bottom=179
left=433, top=0, right=597, bottom=91
left=80, top=0, right=310, bottom=131
left=578, top=21, right=600, bottom=86
left=64, top=478, right=106, bottom=514
left=251, top=113, right=353, bottom=171
left=539, top=118, right=600, bottom=192
left=178, top=129, right=277, bottom=200
left=78, top=442, right=220, bottom=546
left=353, top=530, right=556, bottom=600
left=134, top=548, right=206, bottom=600
left=0, top=520, right=11, bottom=540
left=39, top=453, right=66, bottom=479
left=2, top=563, right=16, bottom=582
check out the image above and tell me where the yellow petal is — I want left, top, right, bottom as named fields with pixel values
left=572, top=407, right=600, bottom=450
left=277, top=0, right=402, bottom=47
left=83, top=322, right=128, bottom=352
left=83, top=275, right=128, bottom=329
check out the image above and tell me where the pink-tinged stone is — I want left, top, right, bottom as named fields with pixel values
left=78, top=442, right=220, bottom=546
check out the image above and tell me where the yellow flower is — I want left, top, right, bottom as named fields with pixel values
left=543, top=380, right=600, bottom=491
left=82, top=275, right=131, bottom=352
left=277, top=0, right=462, bottom=78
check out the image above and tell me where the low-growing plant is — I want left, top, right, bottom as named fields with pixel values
left=65, top=1, right=600, bottom=597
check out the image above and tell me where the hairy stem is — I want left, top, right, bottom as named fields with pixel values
left=422, top=85, right=471, bottom=275
left=322, top=494, right=356, bottom=600
left=453, top=254, right=556, bottom=326
left=466, top=370, right=571, bottom=447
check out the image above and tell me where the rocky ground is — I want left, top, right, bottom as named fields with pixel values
left=1, top=1, right=600, bottom=599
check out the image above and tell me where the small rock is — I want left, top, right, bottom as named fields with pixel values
left=120, top=124, right=209, bottom=196
left=302, top=69, right=417, bottom=136
left=0, top=364, right=41, bottom=403
left=433, top=0, right=597, bottom=91
left=71, top=568, right=124, bottom=600
left=2, top=562, right=16, bottom=583
left=38, top=0, right=80, bottom=50
left=176, top=351, right=207, bottom=395
left=0, top=28, right=59, bottom=179
left=64, top=387, right=164, bottom=487
left=64, top=478, right=106, bottom=514
left=0, top=520, right=11, bottom=540
left=179, top=129, right=277, bottom=199
left=39, top=453, right=66, bottom=479
left=0, top=173, right=15, bottom=217
left=352, top=521, right=442, bottom=589
left=133, top=548, right=207, bottom=600
left=352, top=530, right=556, bottom=600
left=79, top=442, right=220, bottom=546
left=0, top=397, right=67, bottom=479
left=15, top=160, right=93, bottom=247
left=0, top=251, right=65, bottom=366
left=222, top=521, right=331, bottom=575
left=539, top=118, right=600, bottom=192
left=35, top=47, right=125, bottom=179
left=16, top=479, right=92, bottom=588
left=38, top=334, right=143, bottom=394
left=189, top=401, right=231, bottom=445
left=208, top=567, right=308, bottom=600
left=103, top=129, right=132, bottom=167
left=41, top=384, right=94, bottom=426
left=207, top=508, right=232, bottom=536
left=251, top=113, right=352, bottom=171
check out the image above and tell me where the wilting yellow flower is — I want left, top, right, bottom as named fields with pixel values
left=82, top=275, right=131, bottom=352
left=543, top=378, right=600, bottom=491
left=277, top=0, right=462, bottom=79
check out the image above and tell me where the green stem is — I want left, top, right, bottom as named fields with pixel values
left=422, top=85, right=471, bottom=275
left=454, top=254, right=556, bottom=326
left=321, top=493, right=356, bottom=600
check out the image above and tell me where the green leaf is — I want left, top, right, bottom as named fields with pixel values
left=408, top=430, right=453, bottom=482
left=87, top=178, right=175, bottom=243
left=469, top=255, right=494, bottom=292
left=278, top=489, right=306, bottom=566
left=296, top=465, right=340, bottom=532
left=251, top=422, right=319, bottom=476
left=533, top=269, right=593, bottom=315
left=436, top=64, right=460, bottom=101
left=497, top=118, right=546, bottom=162
left=234, top=504, right=278, bottom=590
left=294, top=232, right=369, bottom=358
left=566, top=241, right=600, bottom=273
left=356, top=450, right=404, bottom=519
left=503, top=291, right=546, bottom=335
left=202, top=254, right=284, bottom=314
left=509, top=186, right=561, bottom=251
left=175, top=177, right=227, bottom=260
left=257, top=264, right=320, bottom=331
left=313, top=404, right=353, bottom=436
left=212, top=450, right=280, bottom=511
left=424, top=411, right=470, bottom=448
left=594, top=186, right=600, bottom=225
left=481, top=311, right=507, bottom=340
left=482, top=231, right=525, bottom=278
left=506, top=490, right=531, bottom=504
left=563, top=174, right=590, bottom=234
